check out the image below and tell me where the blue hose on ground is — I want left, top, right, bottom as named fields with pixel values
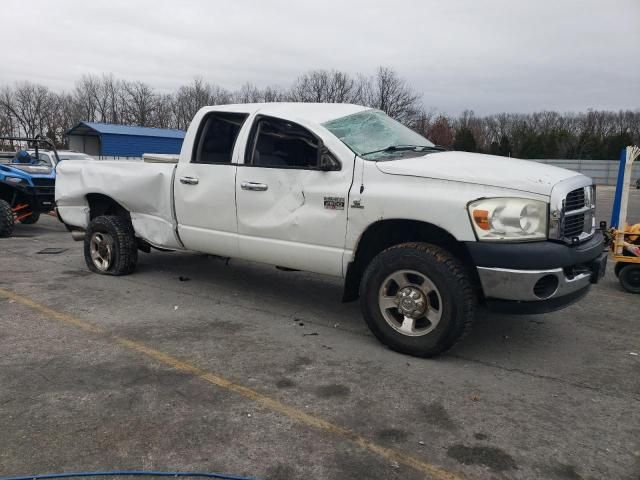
left=0, top=471, right=262, bottom=480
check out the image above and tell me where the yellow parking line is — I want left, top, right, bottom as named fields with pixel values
left=0, top=287, right=464, bottom=480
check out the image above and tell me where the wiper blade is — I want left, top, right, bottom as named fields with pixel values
left=361, top=145, right=445, bottom=156
left=361, top=145, right=421, bottom=156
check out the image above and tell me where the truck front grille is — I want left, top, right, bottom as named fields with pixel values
left=32, top=178, right=54, bottom=187
left=31, top=178, right=55, bottom=196
left=563, top=211, right=586, bottom=239
left=559, top=186, right=595, bottom=242
left=565, top=188, right=585, bottom=212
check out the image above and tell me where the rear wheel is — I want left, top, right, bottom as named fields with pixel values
left=359, top=242, right=476, bottom=357
left=0, top=199, right=14, bottom=237
left=84, top=215, right=138, bottom=275
left=20, top=211, right=40, bottom=224
left=618, top=264, right=640, bottom=294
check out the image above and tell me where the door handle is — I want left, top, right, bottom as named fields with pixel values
left=241, top=182, right=268, bottom=191
left=180, top=176, right=199, bottom=185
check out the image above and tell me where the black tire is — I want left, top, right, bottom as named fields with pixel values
left=20, top=211, right=40, bottom=224
left=618, top=264, right=640, bottom=294
left=0, top=199, right=14, bottom=238
left=614, top=262, right=625, bottom=278
left=359, top=242, right=475, bottom=357
left=84, top=215, right=138, bottom=275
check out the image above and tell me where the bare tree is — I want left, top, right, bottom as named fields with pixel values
left=0, top=82, right=57, bottom=138
left=363, top=67, right=422, bottom=125
left=122, top=80, right=156, bottom=126
left=262, top=85, right=288, bottom=103
left=0, top=91, right=19, bottom=137
left=172, top=78, right=232, bottom=130
left=234, top=82, right=263, bottom=103
left=0, top=70, right=638, bottom=159
left=153, top=93, right=175, bottom=129
left=289, top=69, right=365, bottom=103
left=427, top=115, right=454, bottom=148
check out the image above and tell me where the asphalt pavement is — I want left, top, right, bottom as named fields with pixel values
left=0, top=186, right=639, bottom=480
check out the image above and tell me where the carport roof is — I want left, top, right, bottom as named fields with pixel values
left=66, top=121, right=186, bottom=139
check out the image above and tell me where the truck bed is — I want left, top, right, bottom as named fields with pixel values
left=55, top=159, right=182, bottom=249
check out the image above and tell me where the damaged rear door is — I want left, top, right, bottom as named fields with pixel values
left=174, top=111, right=249, bottom=257
left=235, top=115, right=352, bottom=277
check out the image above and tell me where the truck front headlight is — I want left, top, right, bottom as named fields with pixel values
left=5, top=176, right=28, bottom=187
left=468, top=198, right=548, bottom=241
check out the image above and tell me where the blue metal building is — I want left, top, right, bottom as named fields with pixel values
left=66, top=122, right=185, bottom=158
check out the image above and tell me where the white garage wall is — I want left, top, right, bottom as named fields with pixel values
left=68, top=135, right=100, bottom=156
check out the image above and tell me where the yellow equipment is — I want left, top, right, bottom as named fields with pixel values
left=609, top=146, right=640, bottom=293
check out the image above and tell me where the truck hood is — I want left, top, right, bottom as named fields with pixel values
left=375, top=151, right=581, bottom=196
left=1, top=163, right=54, bottom=176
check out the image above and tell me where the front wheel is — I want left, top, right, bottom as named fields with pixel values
left=0, top=199, right=14, bottom=237
left=84, top=215, right=138, bottom=275
left=360, top=242, right=476, bottom=357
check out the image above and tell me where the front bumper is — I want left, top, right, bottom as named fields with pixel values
left=1, top=179, right=55, bottom=212
left=466, top=232, right=607, bottom=314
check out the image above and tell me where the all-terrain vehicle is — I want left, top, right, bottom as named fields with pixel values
left=0, top=136, right=59, bottom=237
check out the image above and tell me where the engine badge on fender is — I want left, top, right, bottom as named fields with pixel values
left=324, top=196, right=345, bottom=210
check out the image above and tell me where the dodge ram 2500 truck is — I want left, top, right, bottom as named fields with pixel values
left=55, top=103, right=607, bottom=357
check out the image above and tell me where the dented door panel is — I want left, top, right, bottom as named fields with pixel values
left=236, top=167, right=350, bottom=276
left=235, top=113, right=356, bottom=277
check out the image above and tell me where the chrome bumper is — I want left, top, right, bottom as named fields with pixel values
left=477, top=266, right=592, bottom=302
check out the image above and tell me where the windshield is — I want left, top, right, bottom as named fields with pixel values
left=323, top=110, right=434, bottom=159
left=26, top=151, right=54, bottom=166
left=33, top=152, right=53, bottom=166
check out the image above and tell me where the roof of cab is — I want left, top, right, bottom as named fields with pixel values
left=202, top=102, right=371, bottom=124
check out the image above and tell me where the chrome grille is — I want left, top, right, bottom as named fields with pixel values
left=563, top=210, right=586, bottom=239
left=559, top=186, right=595, bottom=242
left=565, top=188, right=585, bottom=212
left=549, top=178, right=596, bottom=243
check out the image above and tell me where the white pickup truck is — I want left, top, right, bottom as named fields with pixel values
left=55, top=103, right=607, bottom=357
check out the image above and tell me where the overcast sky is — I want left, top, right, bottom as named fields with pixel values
left=3, top=0, right=639, bottom=114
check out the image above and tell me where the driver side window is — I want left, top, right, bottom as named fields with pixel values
left=246, top=117, right=321, bottom=169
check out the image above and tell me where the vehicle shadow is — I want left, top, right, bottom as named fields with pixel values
left=134, top=249, right=552, bottom=357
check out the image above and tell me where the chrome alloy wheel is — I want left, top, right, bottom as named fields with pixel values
left=378, top=269, right=443, bottom=336
left=89, top=232, right=114, bottom=271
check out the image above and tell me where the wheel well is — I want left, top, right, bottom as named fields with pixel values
left=86, top=193, right=130, bottom=220
left=0, top=182, right=25, bottom=206
left=343, top=219, right=479, bottom=302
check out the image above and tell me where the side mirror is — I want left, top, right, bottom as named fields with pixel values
left=317, top=146, right=341, bottom=171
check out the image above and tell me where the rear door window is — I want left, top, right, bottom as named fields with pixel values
left=193, top=112, right=249, bottom=164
